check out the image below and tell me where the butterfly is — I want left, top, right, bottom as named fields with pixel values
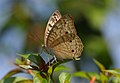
left=44, top=10, right=83, bottom=60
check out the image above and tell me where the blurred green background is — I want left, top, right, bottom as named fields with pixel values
left=0, top=0, right=120, bottom=82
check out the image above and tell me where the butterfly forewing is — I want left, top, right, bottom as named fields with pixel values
left=44, top=10, right=62, bottom=47
left=46, top=14, right=77, bottom=47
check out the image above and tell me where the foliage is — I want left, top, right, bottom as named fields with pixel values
left=1, top=54, right=120, bottom=83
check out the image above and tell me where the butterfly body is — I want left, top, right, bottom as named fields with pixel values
left=44, top=10, right=83, bottom=60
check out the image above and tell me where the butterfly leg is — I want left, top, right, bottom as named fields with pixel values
left=47, top=56, right=57, bottom=65
left=53, top=55, right=57, bottom=62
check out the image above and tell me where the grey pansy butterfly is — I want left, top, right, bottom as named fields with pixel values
left=44, top=10, right=83, bottom=60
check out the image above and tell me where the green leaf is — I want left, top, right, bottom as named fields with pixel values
left=33, top=71, right=47, bottom=83
left=54, top=65, right=69, bottom=72
left=17, top=53, right=31, bottom=59
left=48, top=66, right=53, bottom=75
left=110, top=76, right=120, bottom=83
left=87, top=72, right=100, bottom=80
left=1, top=69, right=23, bottom=80
left=73, top=71, right=90, bottom=79
left=1, top=77, right=32, bottom=83
left=16, top=58, right=23, bottom=65
left=100, top=73, right=108, bottom=82
left=59, top=72, right=71, bottom=83
left=1, top=77, right=16, bottom=83
left=104, top=70, right=120, bottom=77
left=16, top=80, right=33, bottom=83
left=111, top=68, right=120, bottom=72
left=17, top=53, right=45, bottom=68
left=93, top=59, right=106, bottom=71
left=18, top=65, right=33, bottom=69
left=73, top=71, right=100, bottom=80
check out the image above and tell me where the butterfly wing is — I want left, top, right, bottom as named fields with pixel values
left=44, top=10, right=84, bottom=60
left=46, top=14, right=83, bottom=60
left=46, top=14, right=77, bottom=47
left=44, top=10, right=62, bottom=47
left=52, top=35, right=83, bottom=60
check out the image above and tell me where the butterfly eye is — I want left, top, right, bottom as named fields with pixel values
left=72, top=50, right=74, bottom=52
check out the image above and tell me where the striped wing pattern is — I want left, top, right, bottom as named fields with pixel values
left=44, top=10, right=83, bottom=60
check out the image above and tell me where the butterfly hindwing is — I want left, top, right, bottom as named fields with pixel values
left=52, top=35, right=83, bottom=60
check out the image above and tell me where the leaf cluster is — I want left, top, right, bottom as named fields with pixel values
left=1, top=54, right=120, bottom=83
